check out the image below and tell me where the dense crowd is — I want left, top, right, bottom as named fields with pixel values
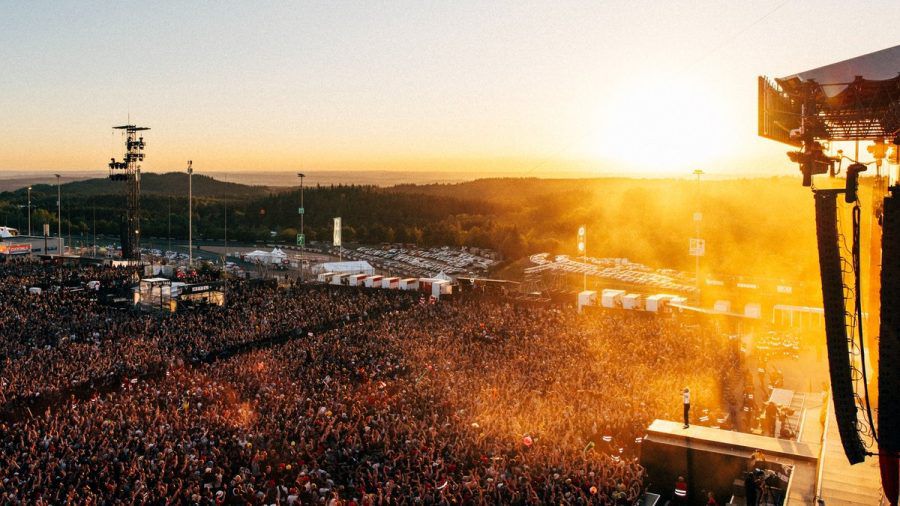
left=0, top=261, right=416, bottom=404
left=0, top=261, right=743, bottom=504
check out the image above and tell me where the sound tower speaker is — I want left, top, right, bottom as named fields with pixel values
left=881, top=187, right=900, bottom=451
left=813, top=189, right=867, bottom=464
left=880, top=187, right=900, bottom=506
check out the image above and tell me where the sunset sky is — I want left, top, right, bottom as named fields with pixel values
left=1, top=1, right=898, bottom=177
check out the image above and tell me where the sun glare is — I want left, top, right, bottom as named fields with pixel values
left=592, top=78, right=733, bottom=174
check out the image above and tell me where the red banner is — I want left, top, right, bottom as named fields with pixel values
left=0, top=243, right=31, bottom=255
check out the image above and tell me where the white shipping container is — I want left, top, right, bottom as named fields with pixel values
left=601, top=289, right=626, bottom=308
left=431, top=280, right=451, bottom=298
left=645, top=294, right=676, bottom=312
left=745, top=303, right=762, bottom=319
left=577, top=290, right=597, bottom=314
left=364, top=275, right=383, bottom=288
left=622, top=293, right=642, bottom=310
left=713, top=300, right=732, bottom=313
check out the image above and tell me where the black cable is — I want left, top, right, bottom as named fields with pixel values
left=852, top=203, right=878, bottom=443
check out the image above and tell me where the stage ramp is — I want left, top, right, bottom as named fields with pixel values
left=818, top=401, right=886, bottom=505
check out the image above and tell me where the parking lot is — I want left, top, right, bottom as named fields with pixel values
left=329, top=245, right=499, bottom=278
left=525, top=253, right=697, bottom=293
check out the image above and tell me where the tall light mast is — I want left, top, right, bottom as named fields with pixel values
left=108, top=124, right=149, bottom=260
left=298, top=172, right=305, bottom=282
left=692, top=169, right=704, bottom=303
left=55, top=174, right=62, bottom=255
left=26, top=186, right=32, bottom=237
left=187, top=160, right=193, bottom=267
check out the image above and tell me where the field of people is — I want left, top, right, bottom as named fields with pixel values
left=0, top=261, right=743, bottom=505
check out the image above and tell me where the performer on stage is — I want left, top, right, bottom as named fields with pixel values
left=683, top=387, right=691, bottom=429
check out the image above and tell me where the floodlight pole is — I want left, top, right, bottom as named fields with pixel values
left=55, top=174, right=62, bottom=255
left=298, top=172, right=305, bottom=283
left=26, top=186, right=32, bottom=237
left=578, top=225, right=587, bottom=291
left=693, top=169, right=704, bottom=302
left=224, top=175, right=228, bottom=264
left=583, top=245, right=587, bottom=292
left=187, top=161, right=193, bottom=267
left=167, top=197, right=172, bottom=254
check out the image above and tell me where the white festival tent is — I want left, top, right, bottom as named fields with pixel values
left=313, top=261, right=375, bottom=276
left=243, top=248, right=289, bottom=265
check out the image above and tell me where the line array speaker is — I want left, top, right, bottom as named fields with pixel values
left=814, top=189, right=867, bottom=464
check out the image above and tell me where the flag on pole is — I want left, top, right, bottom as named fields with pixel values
left=333, top=217, right=342, bottom=246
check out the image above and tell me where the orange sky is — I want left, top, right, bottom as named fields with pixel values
left=1, top=1, right=898, bottom=178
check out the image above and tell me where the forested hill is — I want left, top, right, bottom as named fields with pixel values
left=11, top=172, right=272, bottom=199
left=0, top=173, right=840, bottom=285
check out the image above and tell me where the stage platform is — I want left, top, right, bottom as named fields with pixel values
left=647, top=419, right=819, bottom=461
left=644, top=399, right=885, bottom=505
left=643, top=419, right=819, bottom=504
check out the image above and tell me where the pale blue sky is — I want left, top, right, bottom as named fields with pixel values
left=1, top=1, right=897, bottom=176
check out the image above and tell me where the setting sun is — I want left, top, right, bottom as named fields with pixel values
left=592, top=77, right=733, bottom=173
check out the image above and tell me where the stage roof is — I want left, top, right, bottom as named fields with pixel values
left=759, top=44, right=900, bottom=144
left=777, top=45, right=900, bottom=99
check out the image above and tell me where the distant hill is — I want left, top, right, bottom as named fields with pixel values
left=0, top=173, right=858, bottom=290
left=3, top=172, right=274, bottom=200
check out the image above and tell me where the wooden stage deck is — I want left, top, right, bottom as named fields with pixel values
left=647, top=419, right=820, bottom=461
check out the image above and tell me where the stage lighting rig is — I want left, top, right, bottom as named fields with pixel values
left=786, top=141, right=840, bottom=186
left=108, top=124, right=150, bottom=260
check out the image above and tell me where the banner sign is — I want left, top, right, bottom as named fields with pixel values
left=333, top=217, right=342, bottom=247
left=0, top=243, right=31, bottom=255
left=182, top=281, right=225, bottom=294
left=297, top=233, right=305, bottom=246
left=689, top=238, right=705, bottom=257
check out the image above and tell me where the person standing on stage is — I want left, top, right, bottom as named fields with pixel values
left=683, top=387, right=691, bottom=429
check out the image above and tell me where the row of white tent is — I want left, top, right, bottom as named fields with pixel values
left=317, top=272, right=453, bottom=298
left=578, top=289, right=767, bottom=319
left=578, top=289, right=689, bottom=314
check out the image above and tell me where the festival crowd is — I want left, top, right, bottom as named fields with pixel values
left=0, top=261, right=742, bottom=504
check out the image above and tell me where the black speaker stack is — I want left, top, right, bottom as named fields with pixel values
left=814, top=189, right=868, bottom=464
left=880, top=187, right=900, bottom=453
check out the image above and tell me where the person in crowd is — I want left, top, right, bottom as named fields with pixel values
left=673, top=476, right=688, bottom=504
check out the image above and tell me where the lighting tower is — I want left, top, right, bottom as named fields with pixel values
left=26, top=186, right=31, bottom=236
left=187, top=160, right=193, bottom=267
left=108, top=124, right=149, bottom=260
left=55, top=174, right=62, bottom=255
left=692, top=169, right=704, bottom=302
left=298, top=172, right=305, bottom=282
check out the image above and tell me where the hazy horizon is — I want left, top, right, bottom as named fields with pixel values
left=2, top=1, right=898, bottom=179
left=0, top=167, right=815, bottom=193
